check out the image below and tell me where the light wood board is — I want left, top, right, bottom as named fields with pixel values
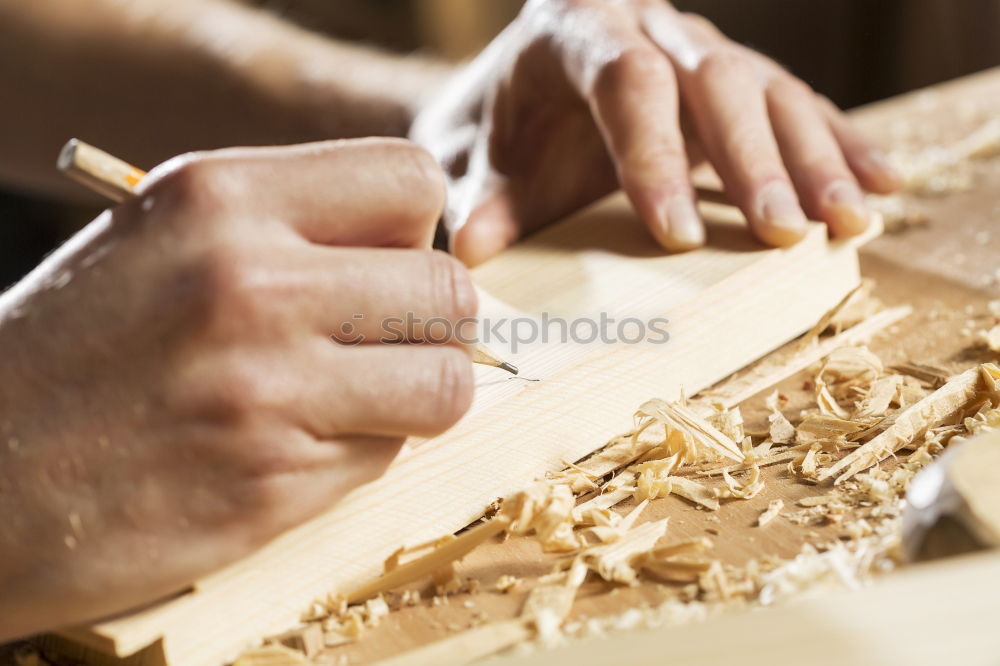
left=60, top=180, right=868, bottom=664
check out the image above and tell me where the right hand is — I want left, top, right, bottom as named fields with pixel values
left=0, top=138, right=476, bottom=640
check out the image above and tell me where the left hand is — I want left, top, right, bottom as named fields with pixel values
left=412, top=0, right=903, bottom=266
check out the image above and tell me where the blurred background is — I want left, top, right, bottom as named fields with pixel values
left=2, top=0, right=999, bottom=288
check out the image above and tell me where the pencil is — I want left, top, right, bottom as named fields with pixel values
left=56, top=138, right=518, bottom=375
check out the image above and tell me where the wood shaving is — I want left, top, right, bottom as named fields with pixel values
left=345, top=516, right=509, bottom=603
left=577, top=519, right=669, bottom=585
left=855, top=375, right=904, bottom=418
left=633, top=470, right=720, bottom=511
left=633, top=399, right=743, bottom=463
left=494, top=575, right=522, bottom=593
left=765, top=391, right=796, bottom=445
left=757, top=500, right=784, bottom=527
left=797, top=494, right=836, bottom=507
left=891, top=362, right=951, bottom=389
left=266, top=623, right=324, bottom=658
left=232, top=644, right=310, bottom=666
left=795, top=414, right=864, bottom=443
left=720, top=465, right=764, bottom=499
left=700, top=306, right=910, bottom=409
left=705, top=404, right=745, bottom=442
left=983, top=325, right=1000, bottom=353
left=818, top=363, right=1000, bottom=483
left=503, top=483, right=580, bottom=552
left=635, top=537, right=714, bottom=583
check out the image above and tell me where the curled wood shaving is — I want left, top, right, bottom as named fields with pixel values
left=757, top=500, right=785, bottom=527
left=558, top=306, right=911, bottom=486
left=819, top=346, right=883, bottom=388
left=705, top=404, right=745, bottom=443
left=700, top=306, right=911, bottom=409
left=854, top=374, right=904, bottom=419
left=580, top=500, right=650, bottom=545
left=633, top=399, right=743, bottom=464
left=720, top=465, right=764, bottom=499
left=545, top=460, right=600, bottom=493
left=818, top=363, right=1000, bottom=484
left=577, top=518, right=669, bottom=585
left=765, top=391, right=796, bottom=445
left=503, top=483, right=579, bottom=552
left=634, top=536, right=714, bottom=582
left=816, top=379, right=851, bottom=419
left=632, top=468, right=720, bottom=511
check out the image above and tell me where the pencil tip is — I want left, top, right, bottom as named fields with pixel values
left=499, top=361, right=519, bottom=375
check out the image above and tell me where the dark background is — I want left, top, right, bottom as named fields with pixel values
left=2, top=0, right=998, bottom=288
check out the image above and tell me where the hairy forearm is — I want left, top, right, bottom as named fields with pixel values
left=0, top=0, right=451, bottom=200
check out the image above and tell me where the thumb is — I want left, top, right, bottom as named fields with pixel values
left=450, top=189, right=522, bottom=267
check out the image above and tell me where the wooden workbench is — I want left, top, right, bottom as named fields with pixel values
left=314, top=67, right=1000, bottom=665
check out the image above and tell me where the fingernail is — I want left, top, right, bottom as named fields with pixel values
left=659, top=196, right=705, bottom=250
left=823, top=180, right=870, bottom=234
left=756, top=181, right=808, bottom=234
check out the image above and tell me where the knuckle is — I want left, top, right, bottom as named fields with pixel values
left=426, top=250, right=478, bottom=323
left=203, top=359, right=275, bottom=424
left=769, top=76, right=814, bottom=103
left=148, top=154, right=227, bottom=216
left=697, top=47, right=754, bottom=80
left=386, top=140, right=447, bottom=226
left=188, top=247, right=267, bottom=330
left=681, top=12, right=719, bottom=35
left=597, top=47, right=670, bottom=91
left=425, top=349, right=474, bottom=432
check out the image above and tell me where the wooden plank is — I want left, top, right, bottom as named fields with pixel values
left=491, top=550, right=1000, bottom=666
left=64, top=193, right=868, bottom=665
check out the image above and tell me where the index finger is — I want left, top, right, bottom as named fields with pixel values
left=556, top=3, right=704, bottom=251
left=141, top=138, right=447, bottom=249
